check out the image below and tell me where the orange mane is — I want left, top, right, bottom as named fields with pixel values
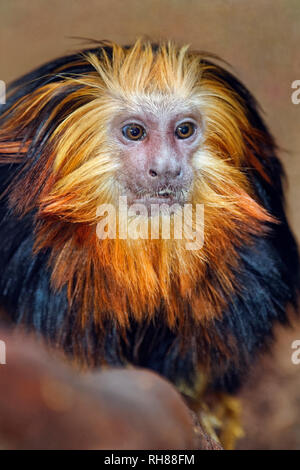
left=0, top=39, right=274, bottom=334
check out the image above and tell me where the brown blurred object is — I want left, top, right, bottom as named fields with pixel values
left=0, top=328, right=221, bottom=450
left=237, top=319, right=300, bottom=450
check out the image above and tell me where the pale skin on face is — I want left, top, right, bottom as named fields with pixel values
left=110, top=105, right=204, bottom=207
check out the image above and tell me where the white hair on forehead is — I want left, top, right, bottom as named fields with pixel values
left=109, top=91, right=203, bottom=120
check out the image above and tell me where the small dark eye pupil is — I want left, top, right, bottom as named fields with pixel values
left=179, top=125, right=189, bottom=135
left=130, top=127, right=140, bottom=137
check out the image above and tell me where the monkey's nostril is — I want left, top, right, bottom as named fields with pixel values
left=149, top=169, right=158, bottom=177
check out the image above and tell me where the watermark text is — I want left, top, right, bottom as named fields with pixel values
left=96, top=197, right=204, bottom=250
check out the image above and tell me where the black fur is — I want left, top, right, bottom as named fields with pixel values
left=0, top=47, right=299, bottom=395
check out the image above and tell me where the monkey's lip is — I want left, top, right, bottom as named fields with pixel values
left=131, top=192, right=185, bottom=207
left=124, top=187, right=189, bottom=208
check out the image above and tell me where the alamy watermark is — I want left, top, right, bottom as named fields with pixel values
left=96, top=197, right=204, bottom=250
left=291, top=80, right=300, bottom=104
left=291, top=340, right=300, bottom=365
left=0, top=80, right=6, bottom=105
left=0, top=340, right=6, bottom=365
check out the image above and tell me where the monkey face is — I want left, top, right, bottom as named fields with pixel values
left=111, top=107, right=203, bottom=208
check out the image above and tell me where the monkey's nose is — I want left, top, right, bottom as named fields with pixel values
left=148, top=166, right=182, bottom=181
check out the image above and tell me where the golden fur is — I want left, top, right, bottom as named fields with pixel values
left=0, top=39, right=274, bottom=333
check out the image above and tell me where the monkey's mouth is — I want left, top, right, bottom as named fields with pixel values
left=130, top=188, right=188, bottom=207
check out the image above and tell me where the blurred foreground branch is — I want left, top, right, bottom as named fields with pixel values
left=0, top=328, right=221, bottom=450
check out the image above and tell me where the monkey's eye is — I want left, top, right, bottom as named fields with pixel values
left=122, top=123, right=146, bottom=141
left=175, top=122, right=195, bottom=139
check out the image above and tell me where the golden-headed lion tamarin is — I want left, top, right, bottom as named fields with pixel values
left=0, top=39, right=299, bottom=446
